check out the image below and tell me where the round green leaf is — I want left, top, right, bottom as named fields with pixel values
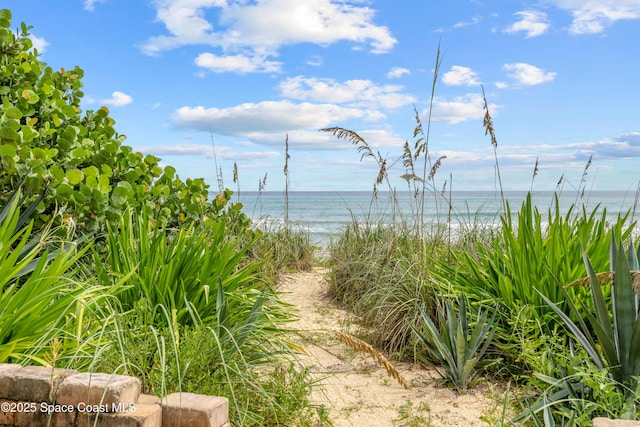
left=21, top=90, right=40, bottom=104
left=98, top=174, right=111, bottom=194
left=56, top=183, right=73, bottom=197
left=0, top=9, right=12, bottom=21
left=65, top=169, right=84, bottom=185
left=0, top=144, right=16, bottom=157
left=83, top=165, right=99, bottom=177
left=0, top=127, right=19, bottom=142
left=111, top=181, right=133, bottom=207
left=4, top=106, right=22, bottom=120
left=50, top=164, right=64, bottom=182
left=101, top=165, right=113, bottom=176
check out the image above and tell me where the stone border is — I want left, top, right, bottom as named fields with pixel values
left=0, top=364, right=229, bottom=427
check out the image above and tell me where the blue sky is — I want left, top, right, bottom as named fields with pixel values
left=5, top=0, right=640, bottom=192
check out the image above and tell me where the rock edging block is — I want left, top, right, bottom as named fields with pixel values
left=162, top=392, right=229, bottom=427
left=56, top=372, right=141, bottom=410
left=0, top=364, right=78, bottom=403
left=0, top=363, right=230, bottom=427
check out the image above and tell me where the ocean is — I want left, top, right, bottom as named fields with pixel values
left=233, top=190, right=640, bottom=246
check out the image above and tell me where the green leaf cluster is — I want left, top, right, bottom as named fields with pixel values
left=0, top=187, right=100, bottom=364
left=541, top=234, right=640, bottom=394
left=515, top=234, right=640, bottom=425
left=95, top=210, right=270, bottom=329
left=431, top=194, right=632, bottom=357
left=0, top=9, right=248, bottom=234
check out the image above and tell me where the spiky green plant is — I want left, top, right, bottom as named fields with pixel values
left=0, top=188, right=97, bottom=363
left=539, top=233, right=640, bottom=395
left=413, top=293, right=496, bottom=391
left=94, top=210, right=268, bottom=327
left=431, top=193, right=632, bottom=363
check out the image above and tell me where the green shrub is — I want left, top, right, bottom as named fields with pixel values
left=541, top=233, right=640, bottom=395
left=0, top=9, right=249, bottom=234
left=93, top=307, right=322, bottom=427
left=431, top=194, right=633, bottom=362
left=513, top=234, right=640, bottom=425
left=94, top=210, right=279, bottom=328
left=86, top=210, right=310, bottom=425
left=249, top=223, right=314, bottom=282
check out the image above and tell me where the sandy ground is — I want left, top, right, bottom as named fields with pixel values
left=278, top=267, right=509, bottom=427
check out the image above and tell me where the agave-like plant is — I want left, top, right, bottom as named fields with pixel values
left=413, top=292, right=496, bottom=391
left=539, top=233, right=640, bottom=396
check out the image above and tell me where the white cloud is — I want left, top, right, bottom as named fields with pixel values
left=442, top=66, right=480, bottom=86
left=143, top=0, right=396, bottom=58
left=436, top=132, right=640, bottom=166
left=84, top=0, right=106, bottom=11
left=306, top=55, right=323, bottom=66
left=29, top=34, right=49, bottom=54
left=549, top=0, right=640, bottom=34
left=195, top=52, right=281, bottom=73
left=453, top=15, right=482, bottom=29
left=285, top=129, right=404, bottom=150
left=503, top=63, right=556, bottom=85
left=357, top=129, right=406, bottom=149
left=101, top=91, right=133, bottom=106
left=171, top=101, right=384, bottom=137
left=279, top=76, right=415, bottom=109
left=135, top=143, right=280, bottom=160
left=435, top=15, right=482, bottom=32
left=387, top=67, right=410, bottom=79
left=567, top=132, right=640, bottom=159
left=495, top=81, right=509, bottom=89
left=504, top=10, right=550, bottom=38
left=430, top=93, right=496, bottom=124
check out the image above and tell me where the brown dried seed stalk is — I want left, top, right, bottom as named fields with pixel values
left=482, top=89, right=497, bottom=147
left=335, top=331, right=409, bottom=389
left=376, top=155, right=387, bottom=185
left=400, top=173, right=424, bottom=183
left=428, top=155, right=446, bottom=180
left=566, top=271, right=640, bottom=295
left=402, top=141, right=414, bottom=170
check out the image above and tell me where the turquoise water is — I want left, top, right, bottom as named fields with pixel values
left=232, top=190, right=640, bottom=246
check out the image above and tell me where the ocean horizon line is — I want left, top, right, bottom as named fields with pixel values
left=224, top=189, right=639, bottom=196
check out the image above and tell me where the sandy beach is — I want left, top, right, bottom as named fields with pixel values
left=278, top=267, right=511, bottom=427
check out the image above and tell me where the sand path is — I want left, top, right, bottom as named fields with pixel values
left=278, top=267, right=508, bottom=427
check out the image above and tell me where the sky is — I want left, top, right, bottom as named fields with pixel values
left=4, top=0, right=640, bottom=192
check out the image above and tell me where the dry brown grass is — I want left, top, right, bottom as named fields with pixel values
left=335, top=331, right=409, bottom=389
left=567, top=270, right=640, bottom=294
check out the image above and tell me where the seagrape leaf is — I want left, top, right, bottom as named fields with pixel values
left=0, top=144, right=16, bottom=157
left=49, top=165, right=64, bottom=182
left=5, top=106, right=22, bottom=120
left=65, top=169, right=84, bottom=185
left=22, top=90, right=39, bottom=104
left=111, top=181, right=133, bottom=207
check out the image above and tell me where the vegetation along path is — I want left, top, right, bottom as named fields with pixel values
left=278, top=267, right=507, bottom=427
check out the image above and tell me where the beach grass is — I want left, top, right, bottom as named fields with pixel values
left=319, top=63, right=640, bottom=424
